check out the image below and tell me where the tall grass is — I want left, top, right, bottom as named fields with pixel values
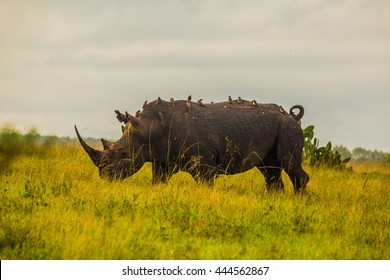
left=0, top=132, right=389, bottom=259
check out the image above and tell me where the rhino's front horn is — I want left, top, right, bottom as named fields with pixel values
left=74, top=125, right=102, bottom=167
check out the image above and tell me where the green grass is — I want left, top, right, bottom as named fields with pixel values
left=0, top=142, right=389, bottom=259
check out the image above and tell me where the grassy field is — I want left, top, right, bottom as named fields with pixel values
left=0, top=140, right=389, bottom=260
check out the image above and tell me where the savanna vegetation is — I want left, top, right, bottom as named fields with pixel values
left=0, top=125, right=389, bottom=259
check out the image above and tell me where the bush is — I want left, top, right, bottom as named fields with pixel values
left=302, top=125, right=351, bottom=170
left=0, top=125, right=58, bottom=173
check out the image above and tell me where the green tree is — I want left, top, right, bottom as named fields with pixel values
left=334, top=145, right=352, bottom=159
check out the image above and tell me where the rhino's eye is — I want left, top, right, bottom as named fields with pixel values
left=118, top=149, right=128, bottom=158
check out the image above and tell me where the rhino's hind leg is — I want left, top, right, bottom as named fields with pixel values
left=187, top=164, right=217, bottom=186
left=258, top=151, right=285, bottom=191
left=152, top=163, right=176, bottom=184
left=277, top=125, right=309, bottom=192
left=260, top=167, right=284, bottom=191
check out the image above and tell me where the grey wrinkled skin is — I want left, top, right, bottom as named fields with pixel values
left=75, top=98, right=309, bottom=192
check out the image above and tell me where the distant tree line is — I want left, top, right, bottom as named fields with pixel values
left=0, top=125, right=54, bottom=173
left=301, top=124, right=390, bottom=167
left=334, top=145, right=390, bottom=163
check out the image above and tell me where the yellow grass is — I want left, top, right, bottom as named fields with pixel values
left=0, top=142, right=389, bottom=259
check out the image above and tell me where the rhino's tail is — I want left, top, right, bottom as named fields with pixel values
left=289, top=105, right=305, bottom=121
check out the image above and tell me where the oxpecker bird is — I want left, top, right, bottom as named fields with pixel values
left=169, top=97, right=174, bottom=106
left=251, top=100, right=258, bottom=106
left=135, top=110, right=141, bottom=117
left=228, top=96, right=233, bottom=104
left=197, top=99, right=206, bottom=107
left=237, top=96, right=242, bottom=104
left=186, top=95, right=192, bottom=111
left=158, top=112, right=164, bottom=125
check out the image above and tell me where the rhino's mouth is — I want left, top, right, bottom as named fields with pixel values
left=99, top=159, right=137, bottom=181
left=99, top=167, right=127, bottom=181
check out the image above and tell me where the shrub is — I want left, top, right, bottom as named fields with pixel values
left=302, top=125, right=351, bottom=170
left=0, top=125, right=57, bottom=173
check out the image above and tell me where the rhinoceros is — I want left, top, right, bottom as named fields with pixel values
left=75, top=97, right=309, bottom=192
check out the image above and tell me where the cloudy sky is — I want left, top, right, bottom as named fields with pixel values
left=1, top=0, right=389, bottom=151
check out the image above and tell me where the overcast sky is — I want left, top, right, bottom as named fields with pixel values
left=1, top=0, right=389, bottom=151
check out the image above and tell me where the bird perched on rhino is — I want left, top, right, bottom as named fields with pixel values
left=197, top=99, right=206, bottom=107
left=186, top=95, right=192, bottom=111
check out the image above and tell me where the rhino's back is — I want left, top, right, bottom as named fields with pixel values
left=166, top=100, right=287, bottom=165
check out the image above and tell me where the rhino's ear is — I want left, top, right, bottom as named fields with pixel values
left=127, top=113, right=141, bottom=128
left=115, top=110, right=129, bottom=123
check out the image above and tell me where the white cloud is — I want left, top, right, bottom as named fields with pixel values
left=0, top=0, right=389, bottom=150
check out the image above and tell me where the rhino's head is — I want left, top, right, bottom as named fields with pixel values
left=75, top=121, right=146, bottom=181
left=76, top=99, right=170, bottom=181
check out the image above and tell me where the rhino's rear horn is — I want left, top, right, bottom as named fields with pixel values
left=74, top=125, right=102, bottom=167
left=101, top=138, right=114, bottom=150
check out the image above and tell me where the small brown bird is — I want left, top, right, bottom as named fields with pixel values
left=228, top=96, right=233, bottom=104
left=197, top=99, right=206, bottom=107
left=135, top=110, right=140, bottom=117
left=186, top=95, right=192, bottom=111
left=251, top=100, right=258, bottom=106
left=169, top=97, right=174, bottom=106
left=237, top=96, right=242, bottom=104
left=158, top=112, right=164, bottom=124
left=279, top=106, right=286, bottom=113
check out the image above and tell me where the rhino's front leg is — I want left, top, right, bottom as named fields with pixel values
left=187, top=165, right=217, bottom=186
left=152, top=162, right=176, bottom=184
